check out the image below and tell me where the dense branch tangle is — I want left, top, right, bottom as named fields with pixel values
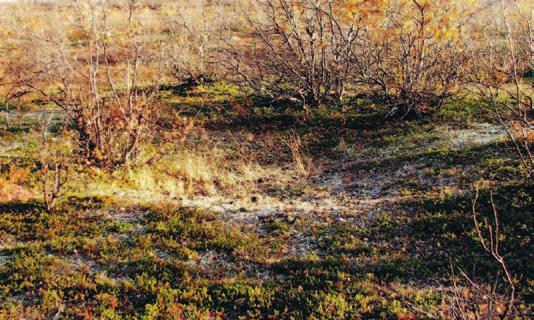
left=468, top=0, right=533, bottom=178
left=34, top=0, right=163, bottom=168
left=229, top=0, right=471, bottom=115
left=230, top=0, right=362, bottom=108
left=364, top=0, right=470, bottom=118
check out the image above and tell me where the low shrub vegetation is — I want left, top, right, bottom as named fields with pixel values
left=0, top=0, right=532, bottom=318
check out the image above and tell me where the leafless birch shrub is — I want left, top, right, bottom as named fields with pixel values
left=0, top=63, right=31, bottom=130
left=444, top=188, right=520, bottom=319
left=29, top=0, right=164, bottom=168
left=362, top=0, right=470, bottom=119
left=468, top=1, right=533, bottom=178
left=227, top=0, right=360, bottom=109
left=162, top=0, right=238, bottom=84
left=38, top=114, right=71, bottom=213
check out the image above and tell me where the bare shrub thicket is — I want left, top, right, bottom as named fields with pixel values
left=364, top=0, right=470, bottom=118
left=28, top=0, right=165, bottom=168
left=468, top=0, right=533, bottom=178
left=0, top=5, right=35, bottom=130
left=0, top=63, right=33, bottom=130
left=162, top=0, right=240, bottom=83
left=227, top=0, right=473, bottom=115
left=38, top=114, right=71, bottom=213
left=228, top=0, right=362, bottom=109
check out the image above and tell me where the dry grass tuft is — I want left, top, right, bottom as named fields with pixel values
left=285, top=131, right=314, bottom=177
left=82, top=139, right=291, bottom=204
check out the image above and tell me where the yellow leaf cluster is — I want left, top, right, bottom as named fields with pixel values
left=335, top=0, right=390, bottom=26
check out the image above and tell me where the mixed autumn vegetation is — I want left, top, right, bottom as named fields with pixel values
left=0, top=0, right=533, bottom=319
